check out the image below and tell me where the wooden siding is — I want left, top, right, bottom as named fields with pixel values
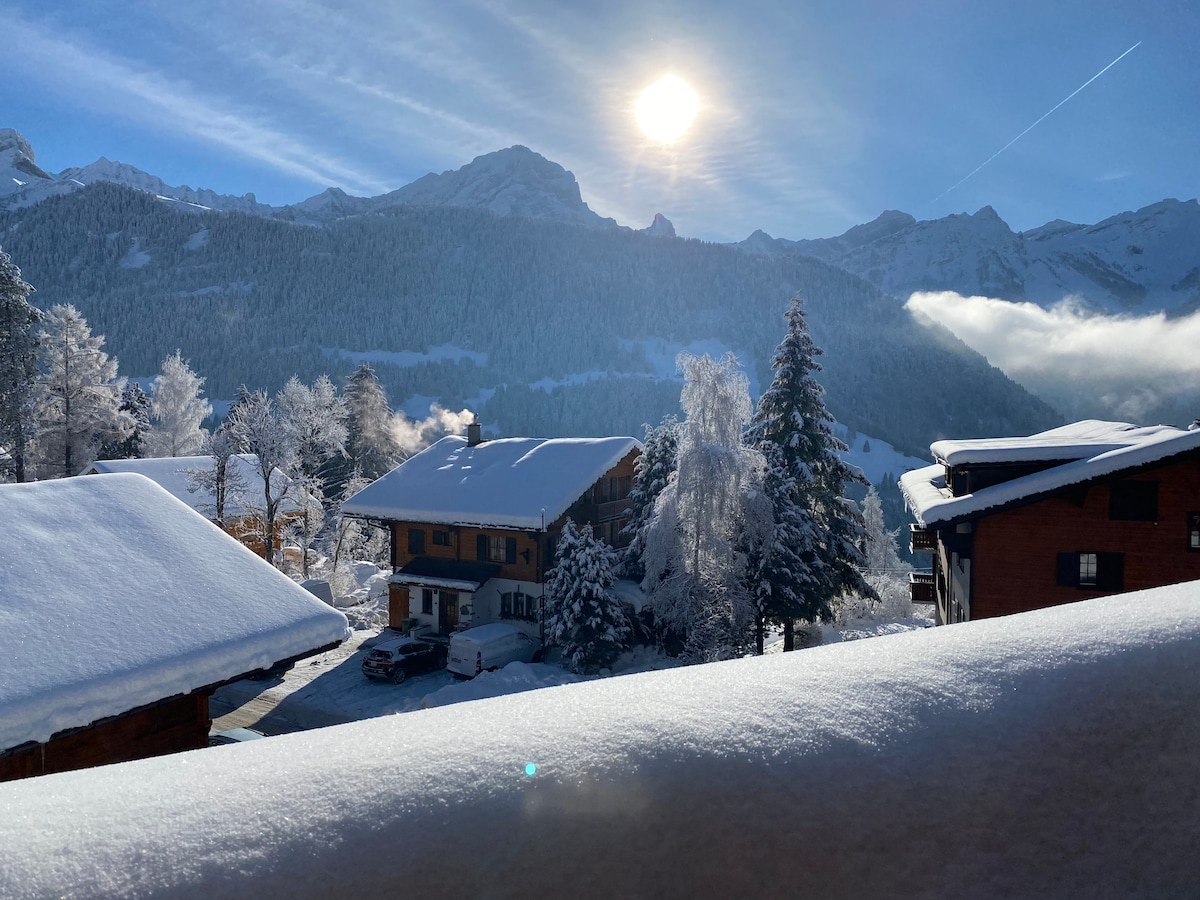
left=0, top=691, right=210, bottom=783
left=968, top=456, right=1200, bottom=619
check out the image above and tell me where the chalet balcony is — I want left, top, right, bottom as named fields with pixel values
left=909, top=571, right=935, bottom=604
left=909, top=524, right=936, bottom=554
left=597, top=498, right=631, bottom=522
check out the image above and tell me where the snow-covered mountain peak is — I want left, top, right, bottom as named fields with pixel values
left=642, top=213, right=676, bottom=238
left=0, top=129, right=55, bottom=200
left=380, top=145, right=616, bottom=228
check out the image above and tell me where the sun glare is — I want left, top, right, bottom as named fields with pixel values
left=636, top=75, right=699, bottom=145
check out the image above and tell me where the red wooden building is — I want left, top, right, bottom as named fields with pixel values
left=342, top=427, right=641, bottom=638
left=900, top=420, right=1200, bottom=625
left=0, top=473, right=349, bottom=782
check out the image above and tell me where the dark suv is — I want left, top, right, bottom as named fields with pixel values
left=361, top=637, right=447, bottom=684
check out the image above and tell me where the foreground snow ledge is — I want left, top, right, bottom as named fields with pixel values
left=4, top=585, right=1200, bottom=898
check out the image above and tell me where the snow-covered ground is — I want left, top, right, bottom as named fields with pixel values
left=5, top=581, right=1199, bottom=897
left=213, top=569, right=926, bottom=734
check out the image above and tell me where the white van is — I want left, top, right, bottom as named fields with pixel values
left=447, top=623, right=543, bottom=678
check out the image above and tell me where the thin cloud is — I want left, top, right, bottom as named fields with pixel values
left=5, top=11, right=391, bottom=195
left=905, top=291, right=1200, bottom=421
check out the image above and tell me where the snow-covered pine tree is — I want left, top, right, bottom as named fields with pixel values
left=742, top=441, right=822, bottom=654
left=545, top=518, right=629, bottom=674
left=747, top=295, right=875, bottom=648
left=642, top=353, right=762, bottom=660
left=144, top=350, right=211, bottom=458
left=343, top=362, right=402, bottom=484
left=99, top=382, right=151, bottom=460
left=621, top=415, right=679, bottom=580
left=0, top=246, right=40, bottom=482
left=33, top=303, right=126, bottom=478
left=227, top=388, right=295, bottom=564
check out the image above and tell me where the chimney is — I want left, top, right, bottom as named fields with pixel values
left=467, top=417, right=483, bottom=447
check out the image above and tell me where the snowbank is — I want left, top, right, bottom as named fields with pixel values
left=2, top=582, right=1198, bottom=897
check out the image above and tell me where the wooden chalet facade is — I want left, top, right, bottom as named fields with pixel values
left=901, top=420, right=1200, bottom=625
left=0, top=474, right=349, bottom=783
left=342, top=430, right=641, bottom=639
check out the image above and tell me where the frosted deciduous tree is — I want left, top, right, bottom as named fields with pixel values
left=545, top=518, right=629, bottom=673
left=227, top=388, right=295, bottom=564
left=278, top=375, right=347, bottom=577
left=747, top=296, right=874, bottom=648
left=621, top=415, right=679, bottom=580
left=33, top=304, right=126, bottom=478
left=145, top=350, right=211, bottom=458
left=642, top=353, right=762, bottom=660
left=187, top=426, right=248, bottom=529
left=0, top=247, right=39, bottom=482
left=343, top=363, right=401, bottom=483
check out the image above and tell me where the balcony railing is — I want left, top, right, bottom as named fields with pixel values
left=909, top=525, right=936, bottom=554
left=909, top=571, right=935, bottom=604
left=598, top=499, right=631, bottom=522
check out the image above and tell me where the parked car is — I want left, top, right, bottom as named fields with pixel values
left=362, top=637, right=448, bottom=684
left=209, top=727, right=267, bottom=747
left=446, top=623, right=543, bottom=678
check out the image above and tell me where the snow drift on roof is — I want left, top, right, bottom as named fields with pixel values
left=905, top=420, right=1200, bottom=526
left=341, top=435, right=642, bottom=529
left=85, top=454, right=299, bottom=516
left=1, top=582, right=1198, bottom=896
left=0, top=474, right=349, bottom=750
left=930, top=419, right=1191, bottom=466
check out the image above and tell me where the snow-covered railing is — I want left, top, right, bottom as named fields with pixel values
left=2, top=583, right=1199, bottom=897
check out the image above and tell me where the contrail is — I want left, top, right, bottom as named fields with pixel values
left=931, top=41, right=1141, bottom=206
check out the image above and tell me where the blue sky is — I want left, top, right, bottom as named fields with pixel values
left=4, top=1, right=1196, bottom=242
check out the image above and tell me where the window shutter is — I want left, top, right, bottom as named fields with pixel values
left=1056, top=553, right=1077, bottom=587
left=506, top=536, right=517, bottom=564
left=477, top=534, right=487, bottom=561
left=1097, top=552, right=1125, bottom=591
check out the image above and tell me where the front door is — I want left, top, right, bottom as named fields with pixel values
left=438, top=591, right=459, bottom=634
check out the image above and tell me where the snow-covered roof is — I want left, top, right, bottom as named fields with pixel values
left=929, top=419, right=1190, bottom=466
left=1, top=582, right=1198, bottom=896
left=903, top=420, right=1200, bottom=527
left=342, top=435, right=642, bottom=530
left=83, top=454, right=300, bottom=517
left=0, top=474, right=349, bottom=751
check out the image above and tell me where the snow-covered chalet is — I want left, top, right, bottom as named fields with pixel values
left=901, top=420, right=1200, bottom=624
left=82, top=454, right=301, bottom=558
left=0, top=474, right=349, bottom=781
left=341, top=425, right=641, bottom=638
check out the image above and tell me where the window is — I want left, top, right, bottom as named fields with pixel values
left=421, top=588, right=433, bottom=615
left=408, top=528, right=425, bottom=554
left=1109, top=481, right=1158, bottom=522
left=1189, top=512, right=1200, bottom=551
left=1057, top=551, right=1124, bottom=591
left=432, top=530, right=452, bottom=546
left=1078, top=553, right=1098, bottom=587
left=501, top=591, right=536, bottom=620
left=478, top=534, right=517, bottom=563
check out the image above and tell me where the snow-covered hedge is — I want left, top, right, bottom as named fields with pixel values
left=2, top=583, right=1198, bottom=897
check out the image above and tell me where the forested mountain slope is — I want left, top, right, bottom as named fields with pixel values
left=1, top=182, right=1059, bottom=455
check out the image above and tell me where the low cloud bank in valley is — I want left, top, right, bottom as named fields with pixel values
left=905, top=291, right=1200, bottom=424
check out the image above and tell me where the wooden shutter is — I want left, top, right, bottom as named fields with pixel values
left=1056, top=553, right=1077, bottom=587
left=505, top=536, right=517, bottom=564
left=477, top=534, right=487, bottom=561
left=1097, top=552, right=1125, bottom=591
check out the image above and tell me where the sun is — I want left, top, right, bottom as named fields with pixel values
left=635, top=75, right=699, bottom=145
